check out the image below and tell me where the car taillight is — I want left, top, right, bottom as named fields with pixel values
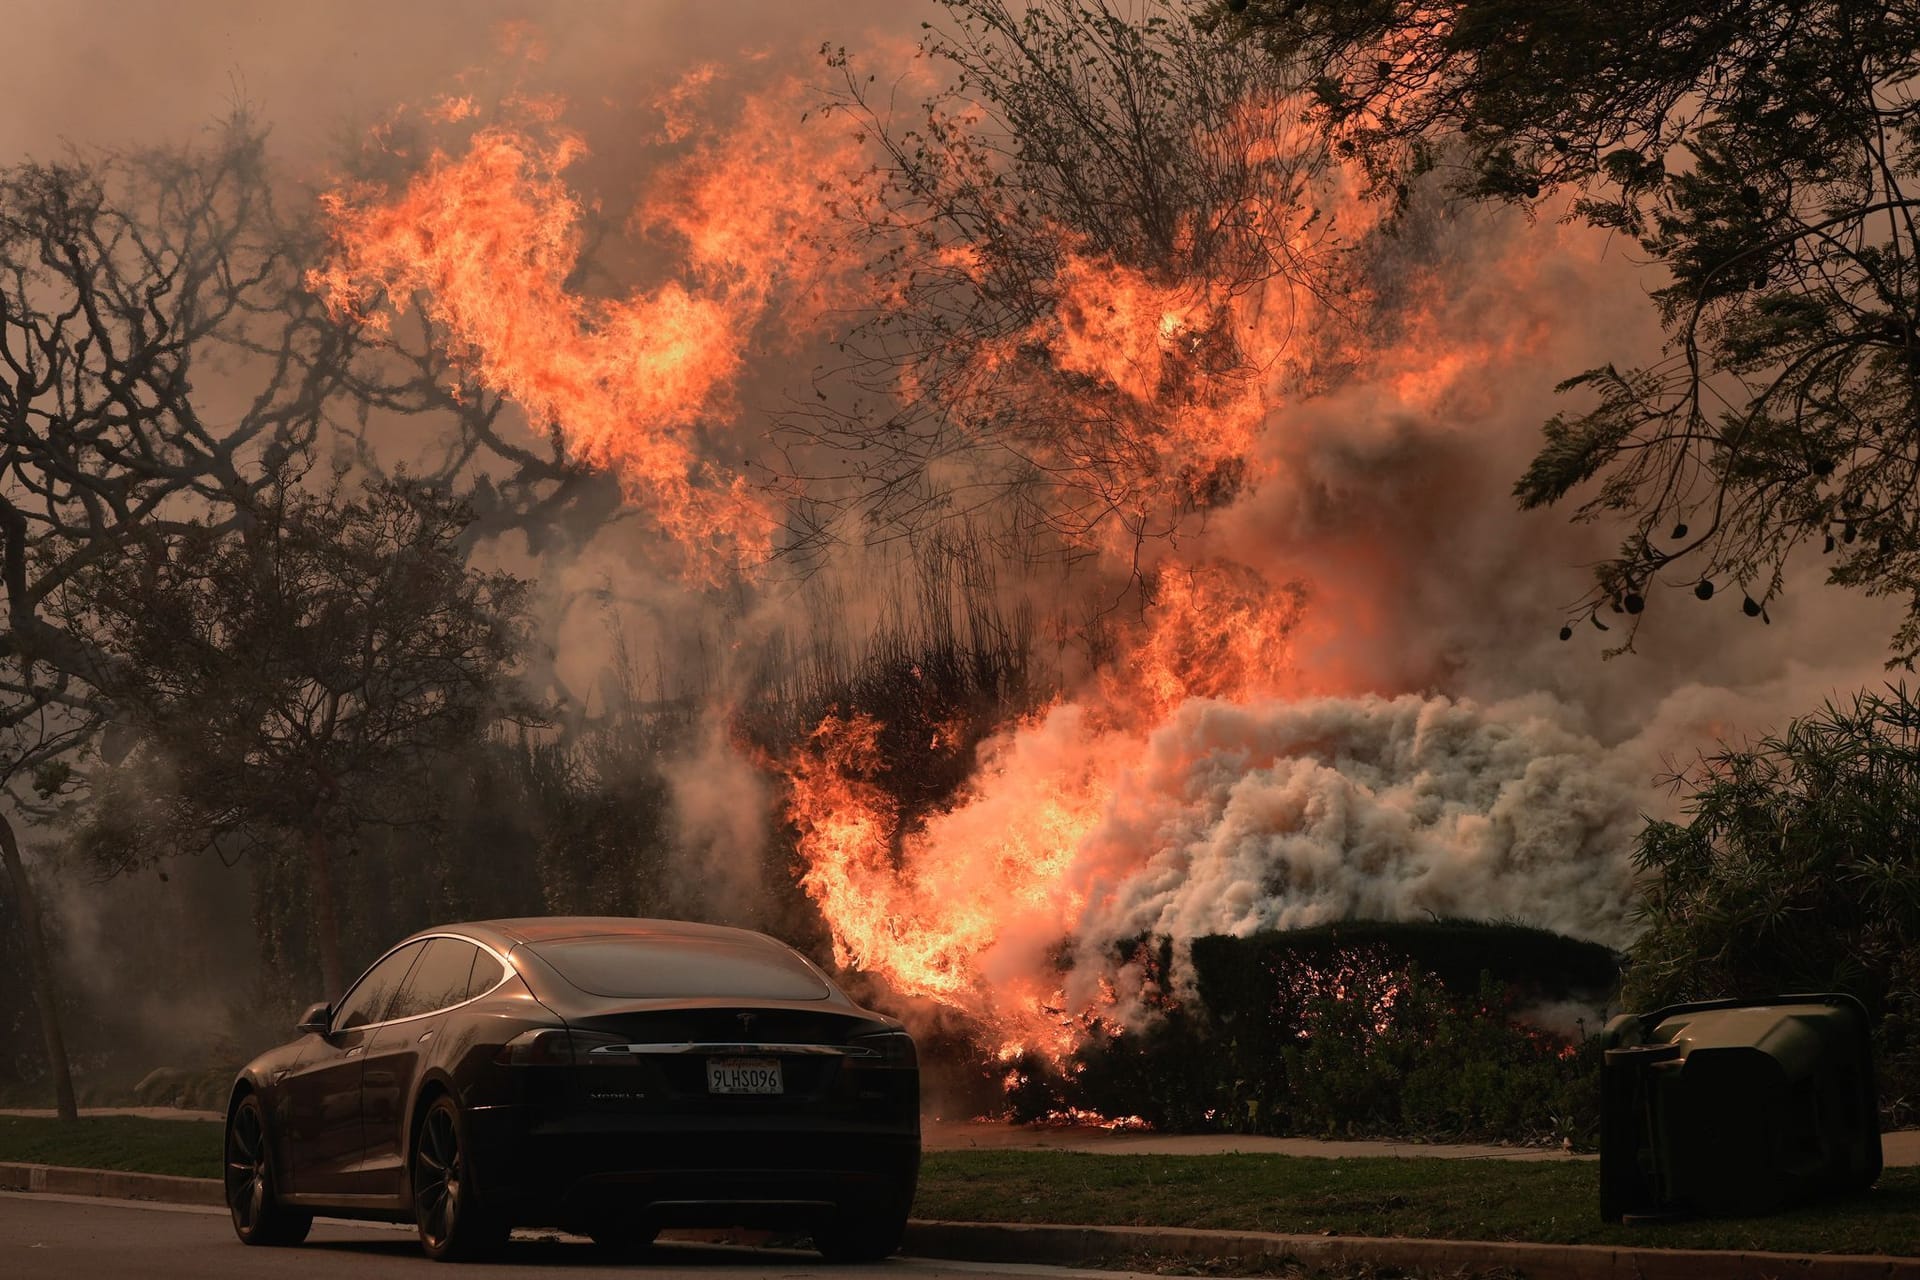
left=493, top=1028, right=631, bottom=1066
left=495, top=1028, right=573, bottom=1066
left=849, top=1029, right=917, bottom=1066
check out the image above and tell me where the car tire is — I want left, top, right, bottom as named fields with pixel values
left=813, top=1202, right=909, bottom=1264
left=224, top=1093, right=313, bottom=1247
left=411, top=1094, right=508, bottom=1262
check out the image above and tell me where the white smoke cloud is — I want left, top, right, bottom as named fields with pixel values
left=1067, top=693, right=1643, bottom=951
left=661, top=707, right=773, bottom=922
left=873, top=690, right=1647, bottom=1032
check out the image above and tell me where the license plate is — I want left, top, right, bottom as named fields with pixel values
left=707, top=1057, right=783, bottom=1095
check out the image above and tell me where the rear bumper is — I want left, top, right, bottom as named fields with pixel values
left=466, top=1104, right=920, bottom=1228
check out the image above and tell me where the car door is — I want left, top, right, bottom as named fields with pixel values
left=355, top=937, right=480, bottom=1192
left=281, top=940, right=426, bottom=1197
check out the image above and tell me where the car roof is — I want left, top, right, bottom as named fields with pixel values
left=386, top=916, right=866, bottom=1015
left=420, top=916, right=791, bottom=953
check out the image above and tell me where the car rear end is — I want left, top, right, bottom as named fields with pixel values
left=467, top=931, right=919, bottom=1236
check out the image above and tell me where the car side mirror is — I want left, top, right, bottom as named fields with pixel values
left=296, top=1001, right=331, bottom=1035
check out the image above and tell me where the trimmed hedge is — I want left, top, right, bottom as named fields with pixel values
left=1192, top=920, right=1620, bottom=1011
left=998, top=921, right=1619, bottom=1145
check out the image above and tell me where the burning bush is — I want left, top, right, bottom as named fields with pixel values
left=1006, top=921, right=1615, bottom=1145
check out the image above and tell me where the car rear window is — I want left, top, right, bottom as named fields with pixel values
left=530, top=937, right=832, bottom=1001
left=466, top=950, right=506, bottom=1000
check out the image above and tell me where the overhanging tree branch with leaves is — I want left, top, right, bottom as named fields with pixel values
left=1224, top=0, right=1920, bottom=657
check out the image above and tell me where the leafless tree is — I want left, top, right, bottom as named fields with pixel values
left=0, top=115, right=379, bottom=1113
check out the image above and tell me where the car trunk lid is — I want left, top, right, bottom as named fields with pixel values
left=563, top=1003, right=889, bottom=1109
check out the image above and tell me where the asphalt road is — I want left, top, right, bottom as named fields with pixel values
left=0, top=1193, right=1144, bottom=1280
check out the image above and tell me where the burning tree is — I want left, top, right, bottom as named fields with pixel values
left=311, top=106, right=791, bottom=586
left=1225, top=0, right=1920, bottom=656
left=782, top=0, right=1348, bottom=565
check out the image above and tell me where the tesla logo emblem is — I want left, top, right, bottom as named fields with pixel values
left=736, top=1012, right=757, bottom=1035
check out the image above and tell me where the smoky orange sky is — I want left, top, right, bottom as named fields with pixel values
left=11, top=0, right=1906, bottom=1055
left=0, top=0, right=912, bottom=158
left=8, top=8, right=1891, bottom=684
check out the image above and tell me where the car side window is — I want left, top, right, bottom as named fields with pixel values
left=386, top=938, right=479, bottom=1021
left=465, top=949, right=506, bottom=1000
left=333, top=941, right=427, bottom=1031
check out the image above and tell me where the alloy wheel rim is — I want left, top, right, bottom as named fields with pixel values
left=225, top=1102, right=267, bottom=1232
left=414, top=1106, right=461, bottom=1248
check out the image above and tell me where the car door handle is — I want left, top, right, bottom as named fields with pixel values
left=345, top=1046, right=364, bottom=1058
left=417, top=1031, right=435, bottom=1044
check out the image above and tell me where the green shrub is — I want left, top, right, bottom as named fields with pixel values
left=1627, top=685, right=1920, bottom=1127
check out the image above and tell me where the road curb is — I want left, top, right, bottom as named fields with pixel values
left=3, top=1163, right=1914, bottom=1278
left=0, top=1162, right=224, bottom=1208
left=904, top=1219, right=1920, bottom=1279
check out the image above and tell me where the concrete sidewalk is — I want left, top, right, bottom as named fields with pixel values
left=0, top=1110, right=1604, bottom=1162
left=12, top=1107, right=1920, bottom=1166
left=0, top=1107, right=222, bottom=1123
left=923, top=1118, right=1920, bottom=1166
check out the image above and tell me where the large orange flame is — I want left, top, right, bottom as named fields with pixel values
left=314, top=124, right=762, bottom=578
left=785, top=560, right=1314, bottom=1056
left=313, top=36, right=1602, bottom=1072
left=313, top=77, right=861, bottom=583
left=787, top=708, right=1105, bottom=1059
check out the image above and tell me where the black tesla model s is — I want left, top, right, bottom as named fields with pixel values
left=223, top=917, right=920, bottom=1262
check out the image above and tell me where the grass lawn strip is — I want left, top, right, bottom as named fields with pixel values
left=917, top=1151, right=1920, bottom=1257
left=2, top=1118, right=1913, bottom=1258
left=0, top=1116, right=222, bottom=1181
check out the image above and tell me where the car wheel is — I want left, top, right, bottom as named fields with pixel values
left=225, top=1093, right=312, bottom=1246
left=813, top=1202, right=909, bottom=1264
left=411, top=1094, right=508, bottom=1262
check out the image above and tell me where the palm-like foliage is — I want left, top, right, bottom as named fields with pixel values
left=1629, top=685, right=1920, bottom=1116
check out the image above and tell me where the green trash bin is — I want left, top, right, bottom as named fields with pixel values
left=1598, top=994, right=1881, bottom=1222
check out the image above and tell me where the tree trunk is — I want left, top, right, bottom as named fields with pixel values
left=305, top=826, right=346, bottom=1000
left=0, top=810, right=78, bottom=1121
